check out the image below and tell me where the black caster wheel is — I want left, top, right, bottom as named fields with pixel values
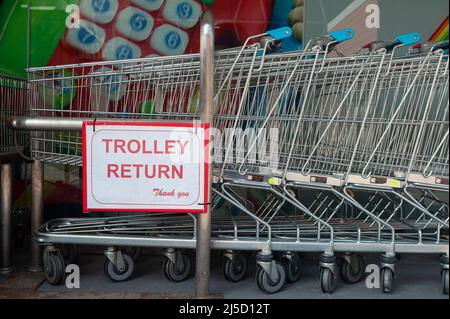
left=163, top=254, right=192, bottom=282
left=104, top=254, right=135, bottom=282
left=223, top=254, right=248, bottom=283
left=441, top=269, right=449, bottom=295
left=282, top=255, right=301, bottom=283
left=381, top=268, right=394, bottom=294
left=43, top=251, right=66, bottom=285
left=123, top=247, right=143, bottom=262
left=320, top=267, right=337, bottom=294
left=340, top=254, right=365, bottom=284
left=256, top=262, right=287, bottom=294
left=60, top=245, right=79, bottom=265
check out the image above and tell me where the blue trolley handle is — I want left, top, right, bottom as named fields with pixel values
left=258, top=27, right=293, bottom=53
left=307, top=29, right=354, bottom=73
left=254, top=27, right=294, bottom=71
left=328, top=29, right=355, bottom=43
left=266, top=27, right=294, bottom=41
left=308, top=28, right=355, bottom=52
left=368, top=32, right=421, bottom=53
left=367, top=33, right=421, bottom=75
left=216, top=27, right=293, bottom=95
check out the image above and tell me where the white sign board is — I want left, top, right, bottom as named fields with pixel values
left=82, top=122, right=209, bottom=213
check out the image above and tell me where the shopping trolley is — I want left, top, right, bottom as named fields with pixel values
left=224, top=34, right=449, bottom=294
left=339, top=40, right=449, bottom=293
left=8, top=21, right=334, bottom=291
left=9, top=24, right=361, bottom=292
left=10, top=23, right=448, bottom=295
left=1, top=74, right=28, bottom=273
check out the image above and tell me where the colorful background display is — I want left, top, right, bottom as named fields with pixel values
left=0, top=0, right=306, bottom=78
left=430, top=16, right=449, bottom=42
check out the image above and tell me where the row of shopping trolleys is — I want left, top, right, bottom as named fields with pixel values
left=37, top=178, right=448, bottom=294
left=4, top=26, right=449, bottom=294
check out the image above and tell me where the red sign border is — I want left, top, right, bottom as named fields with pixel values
left=82, top=121, right=210, bottom=214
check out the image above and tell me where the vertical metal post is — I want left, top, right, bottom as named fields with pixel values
left=29, top=160, right=43, bottom=272
left=196, top=10, right=215, bottom=298
left=0, top=164, right=13, bottom=274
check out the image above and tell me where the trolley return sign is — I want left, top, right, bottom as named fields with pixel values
left=82, top=122, right=209, bottom=213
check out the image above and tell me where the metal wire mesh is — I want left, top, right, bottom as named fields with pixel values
left=0, top=75, right=28, bottom=157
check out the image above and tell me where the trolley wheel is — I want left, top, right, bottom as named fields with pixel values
left=60, top=245, right=79, bottom=265
left=223, top=254, right=248, bottom=283
left=163, top=254, right=192, bottom=283
left=104, top=254, right=135, bottom=282
left=381, top=268, right=394, bottom=294
left=320, top=267, right=337, bottom=294
left=282, top=255, right=302, bottom=283
left=43, top=251, right=66, bottom=285
left=123, top=247, right=143, bottom=262
left=441, top=269, right=449, bottom=295
left=256, top=262, right=287, bottom=294
left=340, top=254, right=365, bottom=284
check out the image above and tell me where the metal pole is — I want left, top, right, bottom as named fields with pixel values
left=8, top=117, right=148, bottom=131
left=0, top=164, right=13, bottom=274
left=196, top=10, right=215, bottom=298
left=29, top=160, right=43, bottom=272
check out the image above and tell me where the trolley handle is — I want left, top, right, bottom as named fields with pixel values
left=266, top=27, right=293, bottom=41
left=367, top=32, right=421, bottom=53
left=306, top=29, right=354, bottom=74
left=216, top=27, right=293, bottom=102
left=309, top=28, right=355, bottom=52
left=413, top=40, right=449, bottom=53
left=259, top=27, right=293, bottom=53
left=329, top=29, right=355, bottom=43
left=434, top=40, right=449, bottom=52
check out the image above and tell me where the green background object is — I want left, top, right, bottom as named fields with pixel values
left=0, top=0, right=78, bottom=78
left=0, top=0, right=214, bottom=79
left=140, top=100, right=155, bottom=116
left=199, top=0, right=215, bottom=5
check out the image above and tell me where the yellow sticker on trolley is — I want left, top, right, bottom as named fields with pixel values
left=268, top=177, right=280, bottom=186
left=389, top=179, right=401, bottom=187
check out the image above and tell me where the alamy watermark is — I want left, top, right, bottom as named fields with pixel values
left=66, top=3, right=381, bottom=30
left=66, top=4, right=80, bottom=29
left=162, top=127, right=280, bottom=169
left=65, top=264, right=81, bottom=289
left=366, top=4, right=381, bottom=29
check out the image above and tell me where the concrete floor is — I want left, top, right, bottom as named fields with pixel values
left=28, top=252, right=447, bottom=299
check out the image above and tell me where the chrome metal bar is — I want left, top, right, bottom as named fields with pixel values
left=196, top=9, right=215, bottom=299
left=29, top=160, right=43, bottom=272
left=8, top=117, right=118, bottom=131
left=7, top=117, right=198, bottom=132
left=0, top=164, right=13, bottom=274
left=8, top=117, right=84, bottom=132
